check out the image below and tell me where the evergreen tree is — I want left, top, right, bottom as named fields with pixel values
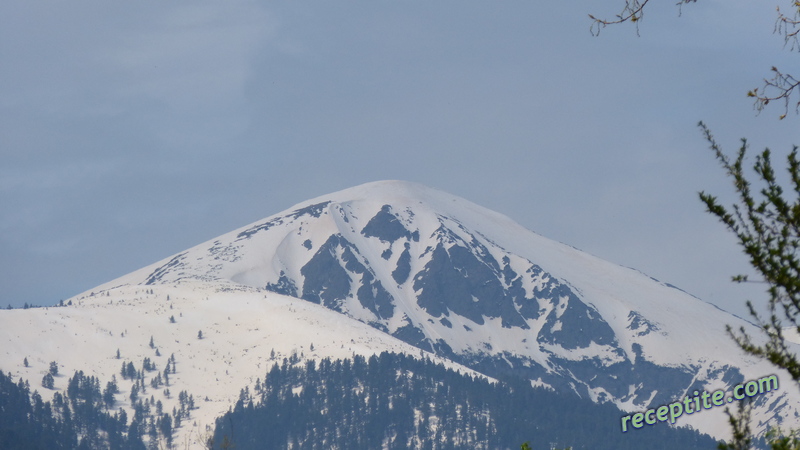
left=212, top=352, right=717, bottom=450
left=48, top=361, right=58, bottom=376
left=103, top=380, right=118, bottom=409
left=0, top=369, right=144, bottom=449
left=130, top=384, right=139, bottom=403
left=42, top=373, right=54, bottom=389
left=698, top=125, right=800, bottom=448
left=142, top=357, right=155, bottom=372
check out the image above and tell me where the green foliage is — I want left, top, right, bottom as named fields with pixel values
left=699, top=122, right=800, bottom=449
left=764, top=427, right=800, bottom=450
left=716, top=400, right=753, bottom=450
left=699, top=122, right=800, bottom=382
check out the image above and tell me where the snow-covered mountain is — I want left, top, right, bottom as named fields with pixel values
left=2, top=281, right=486, bottom=448
left=2, top=180, right=798, bottom=445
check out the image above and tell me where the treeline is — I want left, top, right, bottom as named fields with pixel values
left=0, top=351, right=725, bottom=449
left=0, top=359, right=192, bottom=449
left=0, top=370, right=142, bottom=449
left=213, top=352, right=720, bottom=450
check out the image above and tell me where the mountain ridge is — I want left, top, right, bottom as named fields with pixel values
left=4, top=180, right=799, bottom=444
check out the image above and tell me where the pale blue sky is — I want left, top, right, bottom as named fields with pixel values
left=2, top=1, right=798, bottom=319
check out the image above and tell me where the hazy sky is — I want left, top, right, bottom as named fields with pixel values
left=2, top=1, right=798, bottom=320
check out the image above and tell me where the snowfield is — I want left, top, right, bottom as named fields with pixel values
left=3, top=180, right=800, bottom=445
left=1, top=279, right=485, bottom=448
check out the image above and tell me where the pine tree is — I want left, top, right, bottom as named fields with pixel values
left=23, top=357, right=28, bottom=367
left=130, top=384, right=139, bottom=403
left=42, top=373, right=54, bottom=389
left=49, top=361, right=58, bottom=376
left=103, top=380, right=118, bottom=409
left=699, top=124, right=800, bottom=448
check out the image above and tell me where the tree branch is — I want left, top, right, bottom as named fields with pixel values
left=591, top=1, right=800, bottom=118
left=776, top=3, right=800, bottom=51
left=749, top=67, right=800, bottom=120
left=588, top=0, right=697, bottom=36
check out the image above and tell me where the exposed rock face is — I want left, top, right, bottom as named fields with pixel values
left=96, top=181, right=799, bottom=438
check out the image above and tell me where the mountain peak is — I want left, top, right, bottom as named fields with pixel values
left=292, top=180, right=505, bottom=223
left=71, top=182, right=800, bottom=440
left=297, top=180, right=437, bottom=204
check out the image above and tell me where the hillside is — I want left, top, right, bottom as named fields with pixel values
left=2, top=180, right=798, bottom=447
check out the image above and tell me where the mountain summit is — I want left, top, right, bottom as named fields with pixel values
left=91, top=180, right=798, bottom=437
left=3, top=180, right=798, bottom=444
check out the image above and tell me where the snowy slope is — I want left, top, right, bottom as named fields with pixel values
left=0, top=279, right=484, bottom=448
left=3, top=180, right=799, bottom=443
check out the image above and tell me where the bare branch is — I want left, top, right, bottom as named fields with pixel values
left=749, top=67, right=800, bottom=119
left=589, top=0, right=697, bottom=36
left=591, top=1, right=800, bottom=118
left=775, top=2, right=800, bottom=51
